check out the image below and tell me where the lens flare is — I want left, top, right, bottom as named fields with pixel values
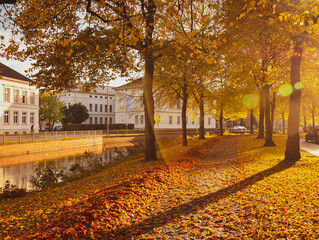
left=243, top=94, right=258, bottom=109
left=294, top=82, right=302, bottom=90
left=279, top=84, right=293, bottom=96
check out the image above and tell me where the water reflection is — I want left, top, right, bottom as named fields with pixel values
left=0, top=149, right=116, bottom=190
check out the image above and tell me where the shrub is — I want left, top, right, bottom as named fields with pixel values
left=0, top=180, right=27, bottom=200
left=29, top=167, right=64, bottom=190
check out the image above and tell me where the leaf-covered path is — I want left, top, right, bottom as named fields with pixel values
left=132, top=136, right=242, bottom=239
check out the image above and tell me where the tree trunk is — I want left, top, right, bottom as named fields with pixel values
left=271, top=92, right=276, bottom=132
left=285, top=45, right=302, bottom=162
left=219, top=108, right=223, bottom=136
left=198, top=97, right=205, bottom=139
left=181, top=81, right=188, bottom=146
left=250, top=110, right=254, bottom=134
left=264, top=85, right=276, bottom=146
left=257, top=87, right=265, bottom=139
left=312, top=104, right=315, bottom=128
left=143, top=58, right=157, bottom=161
left=282, top=111, right=285, bottom=134
left=303, top=114, right=306, bottom=132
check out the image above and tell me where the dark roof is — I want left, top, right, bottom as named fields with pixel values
left=114, top=78, right=143, bottom=89
left=0, top=63, right=32, bottom=83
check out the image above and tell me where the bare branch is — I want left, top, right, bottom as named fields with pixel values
left=0, top=0, right=16, bottom=4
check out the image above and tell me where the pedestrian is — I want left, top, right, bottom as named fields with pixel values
left=31, top=124, right=34, bottom=133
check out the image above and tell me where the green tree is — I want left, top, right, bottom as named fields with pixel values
left=63, top=103, right=89, bottom=124
left=40, top=91, right=65, bottom=131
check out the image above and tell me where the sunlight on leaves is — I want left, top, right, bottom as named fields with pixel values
left=279, top=84, right=293, bottom=96
left=242, top=94, right=258, bottom=109
left=294, top=82, right=302, bottom=90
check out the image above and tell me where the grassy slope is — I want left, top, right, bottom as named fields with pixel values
left=232, top=135, right=319, bottom=238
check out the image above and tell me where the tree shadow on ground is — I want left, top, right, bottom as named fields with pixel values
left=106, top=159, right=297, bottom=239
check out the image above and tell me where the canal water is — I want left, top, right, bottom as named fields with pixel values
left=0, top=147, right=118, bottom=190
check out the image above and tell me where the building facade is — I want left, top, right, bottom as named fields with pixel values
left=114, top=80, right=216, bottom=130
left=0, top=63, right=39, bottom=134
left=58, top=87, right=115, bottom=125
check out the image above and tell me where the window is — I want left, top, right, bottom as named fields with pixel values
left=22, top=112, right=27, bottom=124
left=14, top=111, right=18, bottom=124
left=110, top=97, right=112, bottom=99
left=89, top=104, right=92, bottom=112
left=100, top=117, right=103, bottom=124
left=105, top=105, right=108, bottom=112
left=22, top=91, right=27, bottom=104
left=177, top=116, right=181, bottom=124
left=169, top=116, right=173, bottom=124
left=208, top=117, right=211, bottom=125
left=68, top=103, right=70, bottom=108
left=192, top=119, right=195, bottom=125
left=95, top=117, right=98, bottom=124
left=90, top=117, right=93, bottom=124
left=4, top=88, right=10, bottom=102
left=135, top=115, right=138, bottom=124
left=100, top=96, right=102, bottom=99
left=30, top=112, right=34, bottom=124
left=4, top=111, right=9, bottom=124
left=30, top=92, right=35, bottom=104
left=140, top=115, right=144, bottom=124
left=100, top=104, right=103, bottom=112
left=105, top=117, right=108, bottom=124
left=90, top=95, right=92, bottom=98
left=95, top=96, right=97, bottom=98
left=95, top=104, right=98, bottom=112
left=110, top=105, right=112, bottom=113
left=110, top=117, right=112, bottom=124
left=14, top=89, right=19, bottom=103
left=105, top=97, right=107, bottom=99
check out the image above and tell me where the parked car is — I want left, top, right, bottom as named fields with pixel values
left=230, top=126, right=249, bottom=133
left=39, top=126, right=46, bottom=132
left=305, top=128, right=319, bottom=143
left=53, top=126, right=63, bottom=131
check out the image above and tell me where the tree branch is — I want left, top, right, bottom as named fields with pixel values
left=0, top=0, right=16, bottom=4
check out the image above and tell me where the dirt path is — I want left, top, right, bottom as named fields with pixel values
left=134, top=136, right=242, bottom=239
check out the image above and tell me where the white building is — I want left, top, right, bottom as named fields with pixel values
left=114, top=79, right=216, bottom=130
left=0, top=63, right=39, bottom=134
left=58, top=87, right=115, bottom=125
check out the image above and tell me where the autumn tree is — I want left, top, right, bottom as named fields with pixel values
left=40, top=91, right=65, bottom=131
left=1, top=0, right=190, bottom=161
left=275, top=94, right=289, bottom=133
left=154, top=45, right=195, bottom=146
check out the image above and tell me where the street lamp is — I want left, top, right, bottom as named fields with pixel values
left=107, top=84, right=109, bottom=135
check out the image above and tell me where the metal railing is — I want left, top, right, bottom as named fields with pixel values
left=0, top=129, right=144, bottom=144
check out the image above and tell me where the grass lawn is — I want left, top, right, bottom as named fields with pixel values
left=1, top=134, right=319, bottom=239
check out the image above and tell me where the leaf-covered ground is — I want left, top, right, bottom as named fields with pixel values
left=1, top=135, right=319, bottom=239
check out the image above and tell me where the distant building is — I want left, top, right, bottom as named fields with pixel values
left=0, top=63, right=39, bottom=134
left=58, top=87, right=115, bottom=125
left=114, top=79, right=216, bottom=130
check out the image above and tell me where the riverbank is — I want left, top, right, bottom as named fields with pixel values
left=0, top=133, right=145, bottom=157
